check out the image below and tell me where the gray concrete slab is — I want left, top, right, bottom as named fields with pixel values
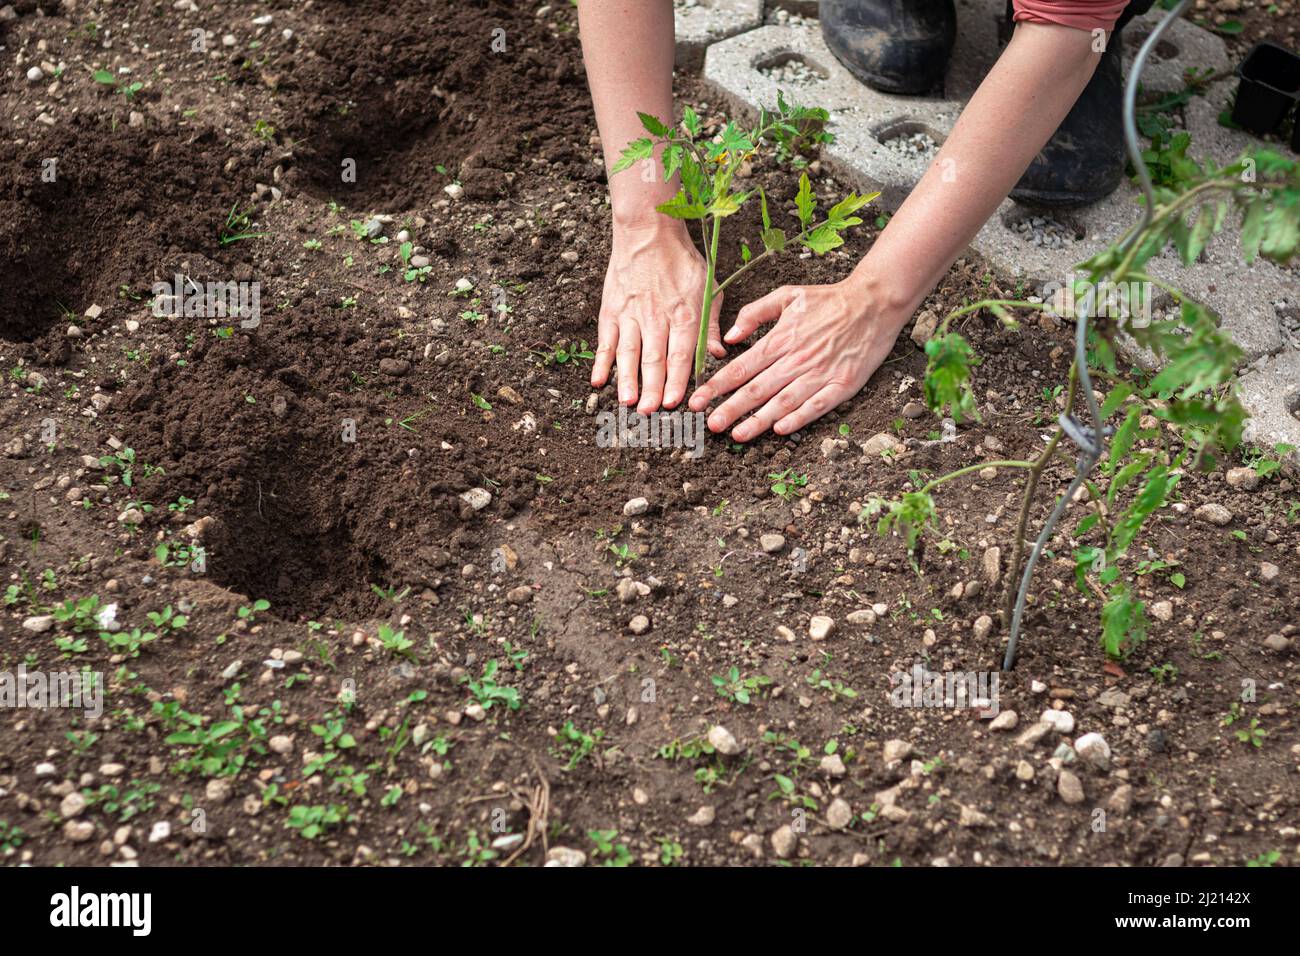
left=1237, top=351, right=1300, bottom=461
left=674, top=0, right=765, bottom=70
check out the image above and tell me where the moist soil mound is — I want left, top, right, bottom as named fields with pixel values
left=0, top=118, right=248, bottom=343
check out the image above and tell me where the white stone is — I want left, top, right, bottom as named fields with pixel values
left=707, top=725, right=741, bottom=755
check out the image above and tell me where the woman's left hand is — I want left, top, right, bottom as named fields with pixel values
left=687, top=278, right=908, bottom=442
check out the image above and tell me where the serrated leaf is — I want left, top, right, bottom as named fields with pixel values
left=655, top=191, right=708, bottom=220
left=1240, top=199, right=1266, bottom=262
left=826, top=191, right=878, bottom=225
left=922, top=333, right=981, bottom=424
left=761, top=227, right=786, bottom=254
left=611, top=138, right=654, bottom=174
left=1182, top=204, right=1215, bottom=264
left=802, top=223, right=844, bottom=254
left=1100, top=583, right=1147, bottom=658
left=663, top=144, right=683, bottom=182
left=795, top=173, right=814, bottom=227
left=681, top=105, right=700, bottom=137
left=1100, top=383, right=1134, bottom=419
left=709, top=191, right=748, bottom=218
left=719, top=123, right=754, bottom=155
left=1104, top=406, right=1143, bottom=479
left=637, top=111, right=670, bottom=137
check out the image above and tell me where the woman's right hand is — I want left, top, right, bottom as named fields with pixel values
left=592, top=220, right=725, bottom=415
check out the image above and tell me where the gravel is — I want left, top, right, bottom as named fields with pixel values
left=882, top=131, right=938, bottom=161
left=1011, top=215, right=1078, bottom=250
left=759, top=57, right=823, bottom=86
left=765, top=7, right=817, bottom=28
left=707, top=724, right=741, bottom=755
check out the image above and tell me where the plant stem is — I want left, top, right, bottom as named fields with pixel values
left=711, top=213, right=837, bottom=298
left=920, top=459, right=1038, bottom=494
left=1000, top=365, right=1079, bottom=630
left=695, top=215, right=722, bottom=387
left=938, top=299, right=1049, bottom=335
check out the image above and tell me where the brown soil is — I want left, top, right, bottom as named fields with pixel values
left=1, top=1, right=1297, bottom=868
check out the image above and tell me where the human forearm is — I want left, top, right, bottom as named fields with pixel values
left=845, top=23, right=1105, bottom=320
left=577, top=0, right=680, bottom=230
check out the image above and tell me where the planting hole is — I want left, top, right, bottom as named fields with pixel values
left=294, top=90, right=477, bottom=210
left=0, top=126, right=244, bottom=342
left=172, top=439, right=396, bottom=621
left=1127, top=32, right=1179, bottom=62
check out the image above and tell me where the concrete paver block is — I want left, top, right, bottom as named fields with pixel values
left=675, top=0, right=765, bottom=70
left=1237, top=351, right=1300, bottom=463
left=701, top=1, right=1297, bottom=439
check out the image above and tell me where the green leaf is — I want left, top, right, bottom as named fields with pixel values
left=1240, top=199, right=1266, bottom=263
left=719, top=122, right=754, bottom=156
left=1105, top=405, right=1143, bottom=478
left=1100, top=582, right=1147, bottom=658
left=877, top=491, right=937, bottom=553
left=709, top=190, right=748, bottom=218
left=1100, top=383, right=1133, bottom=419
left=759, top=187, right=772, bottom=232
left=760, top=227, right=786, bottom=254
left=795, top=173, right=814, bottom=228
left=93, top=69, right=115, bottom=85
left=611, top=138, right=654, bottom=174
left=922, top=333, right=981, bottom=424
left=1108, top=454, right=1151, bottom=506
left=655, top=191, right=708, bottom=220
left=681, top=105, right=701, bottom=138
left=1181, top=204, right=1215, bottom=264
left=1112, top=465, right=1178, bottom=555
left=825, top=191, right=878, bottom=225
left=1074, top=546, right=1104, bottom=592
left=662, top=144, right=683, bottom=182
left=802, top=223, right=844, bottom=254
left=637, top=111, right=670, bottom=137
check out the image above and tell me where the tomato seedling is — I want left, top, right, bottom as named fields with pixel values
left=613, top=94, right=878, bottom=387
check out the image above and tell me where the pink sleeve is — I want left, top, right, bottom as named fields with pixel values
left=1012, top=0, right=1131, bottom=32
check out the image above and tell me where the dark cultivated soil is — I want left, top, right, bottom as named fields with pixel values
left=1, top=1, right=1297, bottom=868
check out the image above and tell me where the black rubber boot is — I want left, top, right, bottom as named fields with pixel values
left=820, top=0, right=957, bottom=95
left=1010, top=0, right=1157, bottom=207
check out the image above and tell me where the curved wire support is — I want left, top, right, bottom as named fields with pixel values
left=1002, top=0, right=1192, bottom=671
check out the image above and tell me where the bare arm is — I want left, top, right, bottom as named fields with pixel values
left=848, top=22, right=1104, bottom=324
left=577, top=0, right=724, bottom=412
left=577, top=0, right=679, bottom=228
left=690, top=23, right=1106, bottom=441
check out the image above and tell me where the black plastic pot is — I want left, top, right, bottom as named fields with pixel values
left=1231, top=42, right=1300, bottom=136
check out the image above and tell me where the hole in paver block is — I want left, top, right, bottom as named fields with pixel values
left=875, top=120, right=944, bottom=162
left=766, top=1, right=820, bottom=25
left=1002, top=208, right=1085, bottom=250
left=756, top=52, right=829, bottom=85
left=1127, top=32, right=1179, bottom=62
